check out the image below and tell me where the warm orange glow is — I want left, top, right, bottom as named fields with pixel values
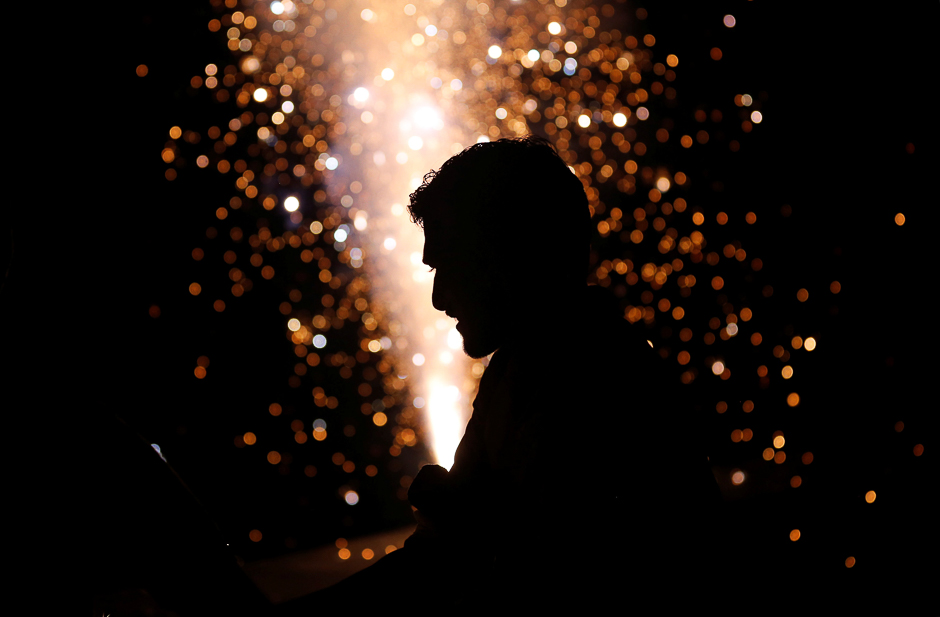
left=865, top=490, right=876, bottom=503
left=789, top=529, right=801, bottom=542
left=787, top=393, right=800, bottom=407
left=267, top=451, right=281, bottom=464
left=243, top=432, right=256, bottom=445
left=845, top=556, right=856, bottom=568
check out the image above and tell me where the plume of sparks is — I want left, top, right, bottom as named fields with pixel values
left=166, top=0, right=809, bottom=515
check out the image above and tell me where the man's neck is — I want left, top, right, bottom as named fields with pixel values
left=501, top=284, right=591, bottom=352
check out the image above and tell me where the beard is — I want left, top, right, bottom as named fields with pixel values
left=456, top=313, right=505, bottom=359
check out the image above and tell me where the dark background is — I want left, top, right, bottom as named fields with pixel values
left=3, top=0, right=933, bottom=608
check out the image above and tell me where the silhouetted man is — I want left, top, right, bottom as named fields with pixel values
left=287, top=136, right=727, bottom=613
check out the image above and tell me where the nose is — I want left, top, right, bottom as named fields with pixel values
left=431, top=270, right=449, bottom=313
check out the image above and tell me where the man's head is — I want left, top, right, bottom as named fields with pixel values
left=408, top=136, right=591, bottom=358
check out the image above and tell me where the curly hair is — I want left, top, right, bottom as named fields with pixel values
left=408, top=135, right=591, bottom=279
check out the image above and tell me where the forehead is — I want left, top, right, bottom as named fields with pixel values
left=422, top=226, right=457, bottom=265
left=422, top=220, right=479, bottom=265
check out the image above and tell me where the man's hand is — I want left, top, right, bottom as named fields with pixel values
left=407, top=464, right=452, bottom=538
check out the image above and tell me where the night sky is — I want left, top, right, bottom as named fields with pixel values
left=4, top=0, right=932, bottom=609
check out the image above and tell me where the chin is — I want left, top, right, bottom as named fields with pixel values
left=458, top=324, right=502, bottom=359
